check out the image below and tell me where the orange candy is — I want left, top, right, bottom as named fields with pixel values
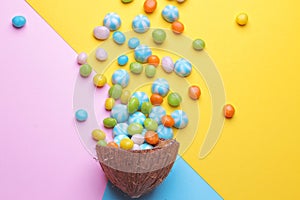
left=147, top=55, right=160, bottom=66
left=172, top=21, right=184, bottom=34
left=223, top=104, right=235, bottom=119
left=144, top=0, right=157, bottom=14
left=107, top=141, right=119, bottom=148
left=188, top=85, right=201, bottom=100
left=161, top=115, right=175, bottom=127
left=150, top=94, right=163, bottom=105
left=145, top=131, right=159, bottom=145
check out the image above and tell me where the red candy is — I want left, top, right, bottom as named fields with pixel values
left=145, top=131, right=159, bottom=145
left=150, top=94, right=163, bottom=105
left=172, top=21, right=184, bottom=34
left=144, top=0, right=157, bottom=14
left=147, top=55, right=160, bottom=66
left=223, top=104, right=235, bottom=118
left=188, top=85, right=201, bottom=100
left=161, top=115, right=175, bottom=127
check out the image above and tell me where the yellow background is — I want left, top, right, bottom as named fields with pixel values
left=27, top=0, right=300, bottom=199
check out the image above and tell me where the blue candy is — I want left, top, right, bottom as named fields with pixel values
left=140, top=143, right=153, bottom=150
left=149, top=106, right=166, bottom=124
left=151, top=78, right=170, bottom=97
left=134, top=45, right=152, bottom=63
left=128, top=112, right=146, bottom=125
left=75, top=109, right=88, bottom=122
left=132, top=14, right=150, bottom=33
left=12, top=16, right=26, bottom=28
left=117, top=55, right=129, bottom=66
left=113, top=31, right=126, bottom=45
left=111, top=104, right=129, bottom=123
left=157, top=125, right=174, bottom=139
left=111, top=69, right=130, bottom=88
left=161, top=5, right=179, bottom=23
left=128, top=37, right=140, bottom=49
left=114, top=134, right=129, bottom=145
left=103, top=12, right=121, bottom=31
left=174, top=58, right=192, bottom=77
left=171, top=110, right=189, bottom=129
left=131, top=91, right=149, bottom=110
left=113, top=123, right=129, bottom=137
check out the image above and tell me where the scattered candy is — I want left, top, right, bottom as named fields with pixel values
left=111, top=69, right=130, bottom=88
left=188, top=85, right=201, bottom=100
left=120, top=138, right=134, bottom=150
left=152, top=29, right=167, bottom=44
left=92, top=129, right=106, bottom=141
left=144, top=0, right=157, bottom=14
left=120, top=90, right=131, bottom=104
left=93, top=26, right=110, bottom=40
left=111, top=104, right=129, bottom=123
left=236, top=13, right=248, bottom=26
left=117, top=55, right=129, bottom=66
left=128, top=112, right=146, bottom=125
left=131, top=134, right=145, bottom=145
left=128, top=37, right=140, bottom=49
left=107, top=142, right=119, bottom=148
left=150, top=94, right=163, bottom=105
left=121, top=0, right=133, bottom=3
left=161, top=5, right=179, bottom=23
left=174, top=58, right=192, bottom=77
left=114, top=134, right=129, bottom=145
left=144, top=118, right=158, bottom=131
left=132, top=14, right=150, bottom=33
left=113, top=31, right=126, bottom=45
left=131, top=91, right=150, bottom=110
left=12, top=16, right=26, bottom=28
left=134, top=45, right=152, bottom=63
left=77, top=52, right=88, bottom=65
left=171, top=110, right=188, bottom=129
left=109, top=84, right=123, bottom=99
left=172, top=21, right=184, bottom=34
left=145, top=65, right=156, bottom=78
left=113, top=123, right=129, bottom=137
left=79, top=64, right=92, bottom=77
left=152, top=78, right=170, bottom=97
left=103, top=12, right=121, bottom=31
left=192, top=39, right=205, bottom=51
left=161, top=115, right=175, bottom=127
left=128, top=97, right=140, bottom=114
left=93, top=74, right=107, bottom=87
left=95, top=48, right=108, bottom=61
left=127, top=123, right=144, bottom=135
left=103, top=117, right=117, bottom=128
left=97, top=140, right=107, bottom=147
left=144, top=131, right=159, bottom=145
left=130, top=62, right=143, bottom=74
left=157, top=125, right=173, bottom=139
left=161, top=56, right=174, bottom=73
left=75, top=109, right=88, bottom=122
left=132, top=144, right=141, bottom=150
left=149, top=106, right=166, bottom=124
left=147, top=55, right=160, bottom=66
left=167, top=92, right=182, bottom=107
left=141, top=102, right=152, bottom=114
left=140, top=143, right=153, bottom=150
left=223, top=104, right=235, bottom=118
left=105, top=98, right=115, bottom=111
left=176, top=0, right=185, bottom=3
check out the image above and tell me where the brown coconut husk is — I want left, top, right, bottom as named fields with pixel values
left=96, top=139, right=179, bottom=198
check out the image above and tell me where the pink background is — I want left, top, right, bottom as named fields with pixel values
left=0, top=0, right=106, bottom=199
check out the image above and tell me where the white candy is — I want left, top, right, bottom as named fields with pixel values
left=132, top=144, right=141, bottom=150
left=131, top=134, right=145, bottom=145
left=95, top=48, right=108, bottom=61
left=93, top=26, right=110, bottom=40
left=77, top=52, right=88, bottom=65
left=161, top=56, right=174, bottom=73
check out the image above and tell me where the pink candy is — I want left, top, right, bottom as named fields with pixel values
left=161, top=56, right=174, bottom=73
left=93, top=26, right=110, bottom=40
left=77, top=52, right=88, bottom=65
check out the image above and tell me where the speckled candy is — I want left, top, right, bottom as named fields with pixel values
left=134, top=45, right=152, bottom=63
left=149, top=106, right=166, bottom=124
left=117, top=55, right=128, bottom=66
left=152, top=29, right=167, bottom=44
left=144, top=118, right=158, bottom=131
left=140, top=143, right=153, bottom=150
left=161, top=5, right=179, bottom=23
left=127, top=123, right=144, bottom=135
left=145, top=65, right=156, bottom=78
left=103, top=117, right=117, bottom=128
left=113, top=123, right=129, bottom=137
left=151, top=78, right=170, bottom=97
left=157, top=124, right=174, bottom=139
left=128, top=112, right=146, bottom=125
left=95, top=48, right=108, bottom=61
left=93, top=26, right=110, bottom=40
left=114, top=134, right=129, bottom=145
left=192, top=39, right=205, bottom=51
left=130, top=62, right=143, bottom=74
left=92, top=129, right=106, bottom=141
left=79, top=64, right=92, bottom=77
left=111, top=104, right=129, bottom=123
left=108, top=84, right=123, bottom=99
left=161, top=56, right=174, bottom=73
left=75, top=109, right=88, bottom=122
left=131, top=134, right=145, bottom=145
left=128, top=97, right=139, bottom=114
left=128, top=37, right=140, bottom=49
left=120, top=138, right=134, bottom=150
left=174, top=58, right=192, bottom=77
left=103, top=12, right=121, bottom=31
left=131, top=91, right=149, bottom=110
left=120, top=90, right=131, bottom=104
left=141, top=102, right=152, bottom=114
left=171, top=110, right=189, bottom=129
left=132, top=14, right=150, bottom=33
left=167, top=92, right=182, bottom=107
left=113, top=31, right=126, bottom=45
left=93, top=74, right=107, bottom=87
left=111, top=69, right=130, bottom=88
left=105, top=98, right=115, bottom=111
left=77, top=52, right=88, bottom=65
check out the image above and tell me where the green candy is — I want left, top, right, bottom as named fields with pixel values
left=145, top=65, right=156, bottom=78
left=167, top=92, right=182, bottom=107
left=121, top=0, right=133, bottom=3
left=130, top=62, right=143, bottom=74
left=97, top=140, right=107, bottom=147
left=128, top=97, right=139, bottom=114
left=144, top=118, right=158, bottom=131
left=152, top=29, right=166, bottom=44
left=141, top=102, right=152, bottom=114
left=121, top=89, right=131, bottom=104
left=80, top=64, right=92, bottom=77
left=103, top=117, right=117, bottom=128
left=192, top=39, right=205, bottom=51
left=127, top=123, right=143, bottom=135
left=109, top=84, right=122, bottom=100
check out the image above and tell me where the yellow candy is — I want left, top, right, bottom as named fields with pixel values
left=93, top=74, right=107, bottom=87
left=236, top=13, right=248, bottom=26
left=120, top=138, right=134, bottom=150
left=105, top=98, right=115, bottom=111
left=92, top=129, right=106, bottom=141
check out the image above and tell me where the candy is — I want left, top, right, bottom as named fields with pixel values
left=236, top=13, right=248, bottom=26
left=120, top=90, right=131, bottom=104
left=12, top=16, right=26, bottom=28
left=77, top=52, right=88, bottom=65
left=114, top=134, right=129, bottom=145
left=105, top=98, right=115, bottom=110
left=128, top=97, right=139, bottom=114
left=127, top=123, right=144, bottom=135
left=188, top=85, right=201, bottom=100
left=92, top=129, right=106, bottom=141
left=131, top=91, right=149, bottom=110
left=149, top=106, right=166, bottom=124
left=132, top=144, right=141, bottom=150
left=144, top=118, right=158, bottom=131
left=121, top=0, right=133, bottom=3
left=134, top=45, right=152, bottom=63
left=161, top=5, right=179, bottom=23
left=107, top=142, right=119, bottom=148
left=140, top=143, right=153, bottom=150
left=93, top=74, right=107, bottom=87
left=161, top=115, right=175, bottom=127
left=152, top=29, right=167, bottom=44
left=109, top=84, right=123, bottom=99
left=150, top=94, right=163, bottom=105
left=118, top=55, right=129, bottom=66
left=130, top=62, right=143, bottom=74
left=113, top=123, right=129, bottom=137
left=132, top=14, right=150, bottom=33
left=141, top=102, right=152, bottom=114
left=131, top=134, right=145, bottom=145
left=75, top=109, right=88, bottom=122
left=141, top=128, right=147, bottom=136
left=113, top=31, right=126, bottom=45
left=147, top=55, right=160, bottom=66
left=161, top=56, right=174, bottom=73
left=171, top=110, right=188, bottom=129
left=172, top=21, right=184, bottom=34
left=151, top=78, right=170, bottom=97
left=174, top=58, right=192, bottom=77
left=167, top=92, right=182, bottom=107
left=103, top=12, right=121, bottom=31
left=79, top=64, right=92, bottom=77
left=93, top=26, right=110, bottom=40
left=111, top=69, right=130, bottom=88
left=144, top=0, right=157, bottom=13
left=128, top=112, right=146, bottom=125
left=145, top=65, right=156, bottom=78
left=157, top=125, right=173, bottom=139
left=95, top=48, right=108, bottom=61
left=177, top=0, right=185, bottom=2
left=128, top=37, right=140, bottom=49
left=193, top=39, right=205, bottom=51
left=223, top=104, right=235, bottom=118
left=145, top=131, right=159, bottom=145
left=103, top=117, right=117, bottom=128
left=97, top=140, right=107, bottom=147
left=120, top=138, right=134, bottom=150
left=111, top=104, right=129, bottom=123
